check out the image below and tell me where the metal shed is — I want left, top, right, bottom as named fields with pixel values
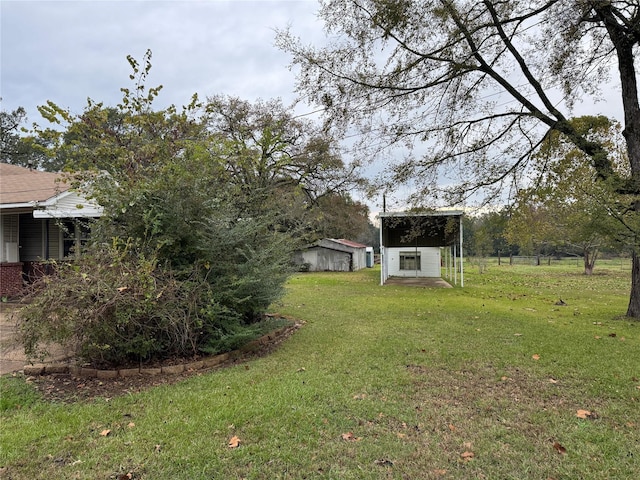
left=294, top=238, right=368, bottom=272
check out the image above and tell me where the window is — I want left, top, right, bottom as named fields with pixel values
left=399, top=251, right=421, bottom=270
left=61, top=220, right=91, bottom=258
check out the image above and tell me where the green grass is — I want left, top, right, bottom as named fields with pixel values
left=1, top=262, right=639, bottom=479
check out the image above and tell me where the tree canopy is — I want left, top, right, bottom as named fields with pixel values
left=278, top=0, right=638, bottom=200
left=505, top=116, right=629, bottom=274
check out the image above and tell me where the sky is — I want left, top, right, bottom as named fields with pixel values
left=1, top=0, right=628, bottom=214
left=1, top=0, right=324, bottom=118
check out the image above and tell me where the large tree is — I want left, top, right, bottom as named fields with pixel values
left=505, top=116, right=628, bottom=274
left=203, top=95, right=370, bottom=241
left=0, top=105, right=62, bottom=171
left=18, top=52, right=297, bottom=366
left=277, top=0, right=640, bottom=317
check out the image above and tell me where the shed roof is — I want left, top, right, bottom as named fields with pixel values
left=331, top=238, right=367, bottom=249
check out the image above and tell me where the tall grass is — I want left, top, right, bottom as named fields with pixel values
left=1, top=263, right=638, bottom=479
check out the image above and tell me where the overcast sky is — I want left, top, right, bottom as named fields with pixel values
left=1, top=0, right=628, bottom=212
left=1, top=0, right=323, bottom=120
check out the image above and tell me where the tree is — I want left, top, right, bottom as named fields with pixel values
left=0, top=105, right=61, bottom=171
left=464, top=209, right=514, bottom=259
left=505, top=116, right=627, bottom=274
left=277, top=1, right=640, bottom=317
left=203, top=95, right=369, bottom=241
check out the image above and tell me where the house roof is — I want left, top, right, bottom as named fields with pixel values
left=379, top=211, right=462, bottom=248
left=0, top=163, right=70, bottom=206
left=378, top=209, right=464, bottom=218
left=0, top=163, right=102, bottom=217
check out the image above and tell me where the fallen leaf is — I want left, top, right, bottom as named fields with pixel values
left=228, top=435, right=241, bottom=448
left=100, top=429, right=111, bottom=437
left=396, top=432, right=406, bottom=439
left=549, top=378, right=558, bottom=384
left=341, top=432, right=362, bottom=442
left=501, top=376, right=509, bottom=381
left=460, top=451, right=474, bottom=461
left=433, top=469, right=447, bottom=476
left=576, top=409, right=592, bottom=419
left=553, top=442, right=567, bottom=455
left=448, top=424, right=456, bottom=431
left=127, top=422, right=135, bottom=428
left=532, top=354, right=540, bottom=360
left=594, top=336, right=601, bottom=339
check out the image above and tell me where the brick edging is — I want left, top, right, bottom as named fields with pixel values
left=22, top=321, right=301, bottom=378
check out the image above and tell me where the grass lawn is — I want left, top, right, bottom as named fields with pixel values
left=1, top=261, right=639, bottom=479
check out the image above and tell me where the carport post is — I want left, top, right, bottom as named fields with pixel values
left=460, top=214, right=464, bottom=287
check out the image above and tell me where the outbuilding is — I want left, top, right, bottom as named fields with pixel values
left=378, top=210, right=464, bottom=286
left=294, top=238, right=368, bottom=272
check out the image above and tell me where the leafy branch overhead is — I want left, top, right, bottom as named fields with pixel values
left=276, top=0, right=639, bottom=205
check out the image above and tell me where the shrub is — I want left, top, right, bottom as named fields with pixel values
left=17, top=215, right=296, bottom=368
left=17, top=240, right=209, bottom=367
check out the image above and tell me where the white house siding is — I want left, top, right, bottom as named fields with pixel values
left=386, top=247, right=441, bottom=278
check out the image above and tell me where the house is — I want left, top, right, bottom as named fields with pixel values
left=378, top=210, right=464, bottom=286
left=294, top=238, right=368, bottom=272
left=0, top=163, right=102, bottom=297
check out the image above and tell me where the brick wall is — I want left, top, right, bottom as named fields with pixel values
left=0, top=263, right=24, bottom=298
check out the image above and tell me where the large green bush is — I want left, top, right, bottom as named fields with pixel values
left=18, top=157, right=297, bottom=367
left=18, top=217, right=295, bottom=368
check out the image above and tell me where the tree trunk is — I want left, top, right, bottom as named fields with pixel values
left=583, top=248, right=597, bottom=275
left=595, top=4, right=640, bottom=319
left=626, top=251, right=640, bottom=318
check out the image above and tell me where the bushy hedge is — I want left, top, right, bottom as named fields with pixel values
left=19, top=241, right=202, bottom=366
left=18, top=208, right=296, bottom=368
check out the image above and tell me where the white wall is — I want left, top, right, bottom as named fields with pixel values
left=386, top=247, right=441, bottom=277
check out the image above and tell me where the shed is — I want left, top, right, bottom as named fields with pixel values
left=378, top=210, right=464, bottom=286
left=294, top=238, right=368, bottom=272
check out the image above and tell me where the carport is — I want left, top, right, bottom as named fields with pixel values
left=378, top=210, right=464, bottom=287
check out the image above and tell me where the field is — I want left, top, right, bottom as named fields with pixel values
left=1, top=261, right=639, bottom=479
